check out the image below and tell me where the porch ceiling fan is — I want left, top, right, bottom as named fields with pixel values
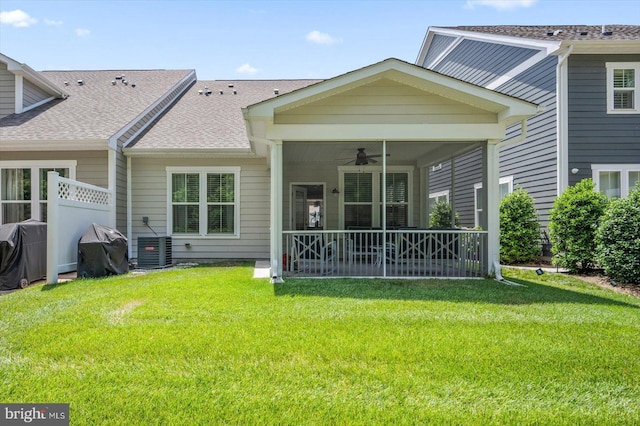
left=340, top=148, right=389, bottom=165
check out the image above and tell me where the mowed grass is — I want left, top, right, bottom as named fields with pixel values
left=1, top=265, right=639, bottom=425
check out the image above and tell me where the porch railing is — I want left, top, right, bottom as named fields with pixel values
left=283, top=229, right=487, bottom=278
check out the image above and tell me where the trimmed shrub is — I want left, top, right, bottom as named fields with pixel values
left=429, top=201, right=460, bottom=228
left=500, top=187, right=540, bottom=264
left=595, top=182, right=640, bottom=283
left=549, top=179, right=608, bottom=273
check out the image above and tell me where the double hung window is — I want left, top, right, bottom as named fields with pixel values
left=606, top=63, right=639, bottom=113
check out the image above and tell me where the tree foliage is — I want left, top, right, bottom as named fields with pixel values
left=548, top=179, right=608, bottom=273
left=595, top=182, right=640, bottom=283
left=500, top=187, right=540, bottom=264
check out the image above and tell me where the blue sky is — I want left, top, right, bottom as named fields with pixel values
left=1, top=0, right=638, bottom=80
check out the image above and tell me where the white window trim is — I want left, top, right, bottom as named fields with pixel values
left=0, top=160, right=77, bottom=223
left=338, top=166, right=414, bottom=229
left=428, top=190, right=450, bottom=203
left=592, top=164, right=640, bottom=198
left=166, top=167, right=241, bottom=239
left=606, top=62, right=640, bottom=114
left=473, top=176, right=513, bottom=227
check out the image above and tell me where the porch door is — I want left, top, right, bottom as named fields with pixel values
left=292, top=186, right=308, bottom=230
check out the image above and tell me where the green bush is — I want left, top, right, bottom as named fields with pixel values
left=595, top=182, right=640, bottom=283
left=549, top=179, right=608, bottom=273
left=500, top=187, right=540, bottom=264
left=429, top=201, right=460, bottom=228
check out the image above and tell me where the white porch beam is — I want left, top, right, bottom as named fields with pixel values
left=265, top=123, right=506, bottom=142
left=270, top=141, right=284, bottom=283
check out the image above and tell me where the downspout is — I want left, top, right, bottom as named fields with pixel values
left=126, top=156, right=133, bottom=260
left=382, top=140, right=387, bottom=278
left=556, top=44, right=574, bottom=195
left=490, top=120, right=528, bottom=283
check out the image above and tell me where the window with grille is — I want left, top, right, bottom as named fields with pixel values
left=592, top=165, right=640, bottom=198
left=0, top=162, right=74, bottom=224
left=606, top=63, right=639, bottom=113
left=168, top=167, right=240, bottom=237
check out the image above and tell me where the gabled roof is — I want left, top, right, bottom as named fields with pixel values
left=0, top=52, right=68, bottom=99
left=0, top=69, right=194, bottom=143
left=125, top=79, right=320, bottom=154
left=443, top=25, right=640, bottom=41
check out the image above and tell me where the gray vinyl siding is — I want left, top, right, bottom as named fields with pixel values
left=428, top=148, right=482, bottom=228
left=23, top=79, right=50, bottom=109
left=0, top=63, right=15, bottom=119
left=496, top=56, right=558, bottom=228
left=430, top=39, right=539, bottom=87
left=567, top=54, right=640, bottom=186
left=424, top=34, right=457, bottom=67
left=130, top=157, right=270, bottom=261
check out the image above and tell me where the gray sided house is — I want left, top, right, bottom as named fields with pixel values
left=417, top=25, right=640, bottom=230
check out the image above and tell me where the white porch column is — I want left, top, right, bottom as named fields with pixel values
left=270, top=141, right=284, bottom=283
left=486, top=141, right=500, bottom=276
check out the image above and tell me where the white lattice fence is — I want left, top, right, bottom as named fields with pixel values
left=47, top=173, right=114, bottom=283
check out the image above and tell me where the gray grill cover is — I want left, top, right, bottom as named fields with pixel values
left=77, top=223, right=129, bottom=278
left=0, top=220, right=47, bottom=290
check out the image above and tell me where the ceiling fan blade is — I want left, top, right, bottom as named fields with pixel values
left=343, top=159, right=356, bottom=165
left=368, top=158, right=378, bottom=163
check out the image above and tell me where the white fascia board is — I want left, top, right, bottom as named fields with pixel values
left=265, top=123, right=506, bottom=142
left=485, top=50, right=550, bottom=90
left=426, top=27, right=561, bottom=55
left=122, top=147, right=256, bottom=158
left=114, top=70, right=196, bottom=150
left=0, top=139, right=107, bottom=151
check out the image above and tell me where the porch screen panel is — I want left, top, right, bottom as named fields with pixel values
left=39, top=168, right=69, bottom=222
left=1, top=168, right=31, bottom=224
left=381, top=173, right=408, bottom=227
left=344, top=173, right=372, bottom=227
left=206, top=173, right=235, bottom=234
left=172, top=173, right=200, bottom=233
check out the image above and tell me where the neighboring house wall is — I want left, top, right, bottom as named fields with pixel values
left=428, top=148, right=482, bottom=228
left=422, top=38, right=558, bottom=228
left=430, top=40, right=539, bottom=87
left=423, top=34, right=457, bottom=67
left=130, top=157, right=271, bottom=261
left=23, top=79, right=50, bottom=109
left=0, top=62, right=15, bottom=118
left=567, top=54, right=640, bottom=186
left=496, top=56, right=558, bottom=227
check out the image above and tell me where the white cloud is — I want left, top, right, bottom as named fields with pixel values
left=75, top=28, right=91, bottom=37
left=0, top=9, right=37, bottom=27
left=306, top=30, right=341, bottom=45
left=236, top=63, right=258, bottom=75
left=44, top=18, right=63, bottom=26
left=465, top=0, right=537, bottom=10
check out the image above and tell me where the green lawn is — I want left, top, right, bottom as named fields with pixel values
left=1, top=265, right=639, bottom=425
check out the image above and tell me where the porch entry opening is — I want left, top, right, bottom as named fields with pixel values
left=291, top=184, right=324, bottom=231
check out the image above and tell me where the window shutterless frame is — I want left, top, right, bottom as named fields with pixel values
left=606, top=62, right=640, bottom=114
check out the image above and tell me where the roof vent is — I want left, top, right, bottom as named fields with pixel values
left=198, top=90, right=203, bottom=95
left=273, top=89, right=279, bottom=95
left=601, top=25, right=613, bottom=36
left=122, top=80, right=128, bottom=86
left=228, top=84, right=234, bottom=88
left=77, top=80, right=84, bottom=86
left=233, top=90, right=237, bottom=95
left=131, top=83, right=136, bottom=88
left=219, top=90, right=224, bottom=95
left=64, top=81, right=69, bottom=86
left=547, top=29, right=563, bottom=36
left=115, top=75, right=122, bottom=80
left=111, top=80, right=116, bottom=86
left=580, top=31, right=588, bottom=36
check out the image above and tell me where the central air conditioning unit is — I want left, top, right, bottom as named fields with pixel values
left=137, top=236, right=172, bottom=268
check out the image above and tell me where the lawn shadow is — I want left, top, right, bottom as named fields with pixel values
left=273, top=277, right=639, bottom=308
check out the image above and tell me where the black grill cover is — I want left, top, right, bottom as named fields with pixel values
left=0, top=220, right=47, bottom=290
left=77, top=223, right=129, bottom=278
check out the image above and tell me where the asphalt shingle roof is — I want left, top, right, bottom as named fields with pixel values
left=445, top=25, right=640, bottom=41
left=127, top=79, right=322, bottom=150
left=0, top=69, right=193, bottom=141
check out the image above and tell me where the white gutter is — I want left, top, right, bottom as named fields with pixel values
left=556, top=44, right=574, bottom=196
